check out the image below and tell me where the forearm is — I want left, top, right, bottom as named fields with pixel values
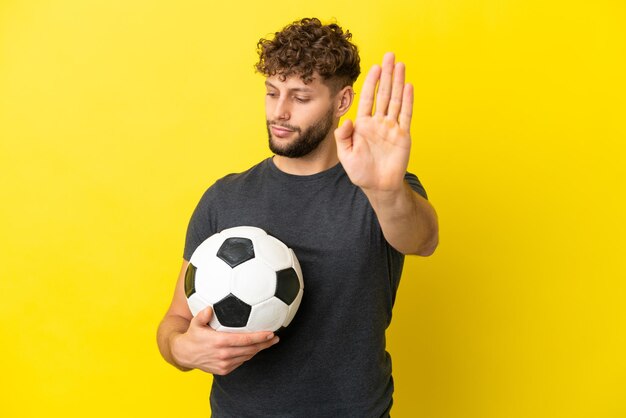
left=157, top=314, right=193, bottom=372
left=363, top=181, right=439, bottom=255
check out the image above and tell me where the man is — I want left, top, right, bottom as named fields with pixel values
left=157, top=17, right=438, bottom=417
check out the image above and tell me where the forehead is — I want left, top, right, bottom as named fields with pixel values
left=265, top=74, right=330, bottom=95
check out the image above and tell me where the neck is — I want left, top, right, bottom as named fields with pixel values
left=273, top=136, right=339, bottom=175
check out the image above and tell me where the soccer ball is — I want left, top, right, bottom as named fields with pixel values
left=185, top=226, right=304, bottom=332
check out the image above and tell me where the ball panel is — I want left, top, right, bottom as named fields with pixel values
left=213, top=294, right=251, bottom=328
left=247, top=297, right=289, bottom=332
left=231, top=260, right=277, bottom=305
left=189, top=234, right=224, bottom=268
left=215, top=325, right=252, bottom=333
left=219, top=226, right=267, bottom=239
left=275, top=268, right=301, bottom=305
left=253, top=235, right=292, bottom=270
left=217, top=237, right=255, bottom=268
left=187, top=293, right=210, bottom=317
left=209, top=311, right=221, bottom=330
left=290, top=249, right=304, bottom=289
left=283, top=289, right=303, bottom=327
left=184, top=263, right=197, bottom=298
left=193, top=259, right=232, bottom=304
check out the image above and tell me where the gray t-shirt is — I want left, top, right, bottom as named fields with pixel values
left=184, top=157, right=427, bottom=418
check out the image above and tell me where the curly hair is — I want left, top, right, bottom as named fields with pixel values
left=255, top=18, right=361, bottom=94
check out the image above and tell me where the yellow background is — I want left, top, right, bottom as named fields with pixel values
left=1, top=0, right=624, bottom=417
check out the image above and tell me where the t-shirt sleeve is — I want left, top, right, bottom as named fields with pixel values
left=183, top=185, right=219, bottom=261
left=404, top=172, right=428, bottom=200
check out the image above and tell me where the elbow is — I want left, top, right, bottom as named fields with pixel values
left=411, top=197, right=439, bottom=257
left=413, top=230, right=439, bottom=257
left=415, top=241, right=438, bottom=256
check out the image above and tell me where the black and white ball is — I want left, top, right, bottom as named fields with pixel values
left=185, top=226, right=304, bottom=332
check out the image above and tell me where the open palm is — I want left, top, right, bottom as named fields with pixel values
left=335, top=52, right=414, bottom=193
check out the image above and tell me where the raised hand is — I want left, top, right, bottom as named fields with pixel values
left=334, top=52, right=413, bottom=194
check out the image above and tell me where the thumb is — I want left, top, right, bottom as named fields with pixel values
left=192, top=305, right=214, bottom=327
left=334, top=119, right=354, bottom=154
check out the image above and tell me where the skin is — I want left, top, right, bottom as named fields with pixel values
left=264, top=74, right=353, bottom=174
left=265, top=83, right=336, bottom=159
left=335, top=53, right=439, bottom=256
left=156, top=52, right=439, bottom=376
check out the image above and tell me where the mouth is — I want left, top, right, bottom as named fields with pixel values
left=270, top=125, right=295, bottom=138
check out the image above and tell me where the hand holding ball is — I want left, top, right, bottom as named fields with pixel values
left=185, top=226, right=304, bottom=332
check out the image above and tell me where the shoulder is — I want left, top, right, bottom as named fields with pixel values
left=213, top=158, right=272, bottom=188
left=191, top=159, right=270, bottom=210
left=203, top=158, right=272, bottom=193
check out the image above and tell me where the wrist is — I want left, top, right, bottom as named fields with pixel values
left=361, top=182, right=410, bottom=209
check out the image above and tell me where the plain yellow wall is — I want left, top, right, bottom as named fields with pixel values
left=1, top=1, right=624, bottom=417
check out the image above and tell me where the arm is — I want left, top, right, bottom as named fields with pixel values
left=363, top=183, right=438, bottom=256
left=335, top=52, right=439, bottom=255
left=156, top=260, right=280, bottom=375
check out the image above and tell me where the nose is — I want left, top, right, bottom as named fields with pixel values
left=272, top=97, right=290, bottom=121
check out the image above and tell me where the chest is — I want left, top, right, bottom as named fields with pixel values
left=218, top=178, right=380, bottom=251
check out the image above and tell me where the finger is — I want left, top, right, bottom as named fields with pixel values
left=386, top=62, right=405, bottom=121
left=218, top=355, right=254, bottom=375
left=227, top=354, right=255, bottom=366
left=356, top=64, right=381, bottom=118
left=334, top=119, right=354, bottom=155
left=224, top=336, right=280, bottom=358
left=217, top=330, right=275, bottom=347
left=399, top=83, right=414, bottom=132
left=191, top=305, right=213, bottom=327
left=374, top=52, right=396, bottom=117
left=209, top=356, right=249, bottom=376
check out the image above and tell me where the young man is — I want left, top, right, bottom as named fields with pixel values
left=157, top=18, right=438, bottom=417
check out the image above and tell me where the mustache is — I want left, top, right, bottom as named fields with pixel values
left=266, top=120, right=301, bottom=133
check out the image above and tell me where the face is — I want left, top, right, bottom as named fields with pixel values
left=265, top=74, right=337, bottom=158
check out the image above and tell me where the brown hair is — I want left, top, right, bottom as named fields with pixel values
left=255, top=18, right=361, bottom=94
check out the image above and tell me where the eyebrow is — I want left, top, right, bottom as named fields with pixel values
left=265, top=80, right=314, bottom=93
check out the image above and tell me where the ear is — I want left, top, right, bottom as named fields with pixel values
left=335, top=86, right=355, bottom=118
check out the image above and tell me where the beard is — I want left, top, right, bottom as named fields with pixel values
left=266, top=107, right=335, bottom=158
